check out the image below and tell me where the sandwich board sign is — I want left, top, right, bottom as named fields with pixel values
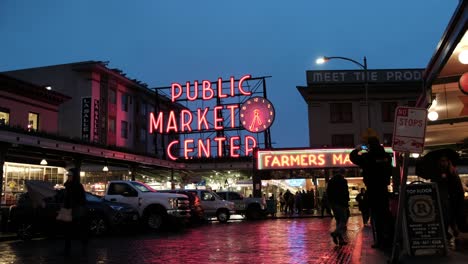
left=392, top=107, right=428, bottom=153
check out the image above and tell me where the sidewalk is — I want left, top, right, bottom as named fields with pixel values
left=356, top=223, right=468, bottom=264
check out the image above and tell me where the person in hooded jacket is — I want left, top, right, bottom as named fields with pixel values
left=62, top=168, right=88, bottom=256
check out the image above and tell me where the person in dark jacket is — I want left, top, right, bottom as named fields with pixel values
left=356, top=188, right=370, bottom=225
left=327, top=169, right=349, bottom=245
left=62, top=168, right=88, bottom=256
left=432, top=155, right=465, bottom=239
left=350, top=136, right=392, bottom=249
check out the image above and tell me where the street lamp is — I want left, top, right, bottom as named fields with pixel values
left=316, top=56, right=370, bottom=129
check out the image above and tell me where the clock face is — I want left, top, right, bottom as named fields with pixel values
left=240, top=97, right=275, bottom=133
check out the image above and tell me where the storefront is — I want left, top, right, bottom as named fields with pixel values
left=416, top=1, right=467, bottom=192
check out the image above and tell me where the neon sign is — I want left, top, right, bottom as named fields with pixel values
left=149, top=74, right=274, bottom=160
left=257, top=148, right=394, bottom=170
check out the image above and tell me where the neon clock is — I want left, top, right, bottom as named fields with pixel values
left=240, top=96, right=275, bottom=133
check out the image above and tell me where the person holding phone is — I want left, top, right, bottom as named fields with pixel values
left=350, top=137, right=393, bottom=250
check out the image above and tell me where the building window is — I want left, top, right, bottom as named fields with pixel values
left=109, top=89, right=116, bottom=104
left=121, top=93, right=129, bottom=112
left=0, top=108, right=10, bottom=126
left=382, top=102, right=397, bottom=122
left=28, top=112, right=39, bottom=131
left=140, top=127, right=147, bottom=142
left=141, top=102, right=147, bottom=117
left=109, top=118, right=116, bottom=134
left=383, top=134, right=393, bottom=146
left=121, top=121, right=128, bottom=139
left=332, top=134, right=354, bottom=147
left=330, top=103, right=352, bottom=123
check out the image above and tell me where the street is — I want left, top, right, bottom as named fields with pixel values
left=0, top=216, right=362, bottom=264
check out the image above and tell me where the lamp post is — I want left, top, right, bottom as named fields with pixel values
left=316, top=56, right=370, bottom=129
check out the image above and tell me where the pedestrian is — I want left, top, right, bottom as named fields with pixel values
left=327, top=168, right=349, bottom=246
left=431, top=153, right=465, bottom=239
left=279, top=191, right=285, bottom=213
left=61, top=168, right=89, bottom=256
left=356, top=188, right=370, bottom=225
left=295, top=191, right=303, bottom=215
left=284, top=190, right=292, bottom=214
left=350, top=135, right=392, bottom=249
left=320, top=190, right=332, bottom=217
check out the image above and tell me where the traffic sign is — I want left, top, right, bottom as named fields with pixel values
left=392, top=106, right=428, bottom=153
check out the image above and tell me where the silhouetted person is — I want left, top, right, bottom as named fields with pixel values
left=62, top=168, right=88, bottom=256
left=350, top=137, right=392, bottom=249
left=431, top=154, right=465, bottom=239
left=356, top=188, right=370, bottom=225
left=327, top=169, right=349, bottom=245
left=320, top=190, right=332, bottom=217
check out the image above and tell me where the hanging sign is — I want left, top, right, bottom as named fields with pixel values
left=392, top=106, right=428, bottom=153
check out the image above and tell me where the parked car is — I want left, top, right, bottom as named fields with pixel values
left=216, top=191, right=266, bottom=220
left=159, top=190, right=205, bottom=225
left=161, top=189, right=235, bottom=223
left=8, top=190, right=139, bottom=240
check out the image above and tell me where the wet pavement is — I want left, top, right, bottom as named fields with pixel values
left=0, top=216, right=361, bottom=264
left=1, top=215, right=467, bottom=264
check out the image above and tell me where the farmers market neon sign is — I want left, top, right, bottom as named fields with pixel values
left=257, top=148, right=394, bottom=170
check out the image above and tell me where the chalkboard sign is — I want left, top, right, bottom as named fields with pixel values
left=405, top=183, right=447, bottom=256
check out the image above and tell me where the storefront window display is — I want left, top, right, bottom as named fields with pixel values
left=2, top=162, right=67, bottom=205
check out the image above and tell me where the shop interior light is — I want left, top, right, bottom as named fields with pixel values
left=40, top=159, right=48, bottom=165
left=410, top=153, right=420, bottom=158
left=428, top=111, right=439, bottom=121
left=459, top=46, right=468, bottom=64
left=45, top=86, right=52, bottom=90
left=102, top=166, right=109, bottom=172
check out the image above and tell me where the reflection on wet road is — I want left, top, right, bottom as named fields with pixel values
left=0, top=217, right=362, bottom=264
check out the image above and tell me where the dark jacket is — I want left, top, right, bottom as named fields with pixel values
left=64, top=181, right=86, bottom=209
left=326, top=174, right=349, bottom=207
left=350, top=147, right=392, bottom=190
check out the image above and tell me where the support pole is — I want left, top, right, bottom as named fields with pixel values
left=390, top=152, right=410, bottom=263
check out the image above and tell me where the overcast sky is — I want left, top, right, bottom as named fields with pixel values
left=0, top=0, right=458, bottom=148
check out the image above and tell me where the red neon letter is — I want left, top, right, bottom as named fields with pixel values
left=245, top=135, right=257, bottom=156
left=226, top=104, right=238, bottom=128
left=198, top=138, right=211, bottom=158
left=214, top=137, right=226, bottom=157
left=238, top=74, right=252, bottom=96
left=167, top=140, right=179, bottom=160
left=186, top=81, right=198, bottom=101
left=197, top=108, right=210, bottom=130
left=149, top=112, right=164, bottom=134
left=180, top=109, right=193, bottom=132
left=230, top=136, right=240, bottom=158
left=213, top=106, right=224, bottom=130
left=202, top=80, right=214, bottom=100
left=171, top=83, right=183, bottom=102
left=217, top=78, right=227, bottom=98
left=184, top=139, right=194, bottom=159
left=230, top=76, right=235, bottom=96
left=166, top=111, right=179, bottom=133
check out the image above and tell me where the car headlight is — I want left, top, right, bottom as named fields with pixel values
left=168, top=198, right=177, bottom=209
left=109, top=205, right=125, bottom=211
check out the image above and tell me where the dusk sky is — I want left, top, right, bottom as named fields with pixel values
left=0, top=1, right=458, bottom=148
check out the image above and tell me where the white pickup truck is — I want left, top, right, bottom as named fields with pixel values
left=104, top=181, right=191, bottom=231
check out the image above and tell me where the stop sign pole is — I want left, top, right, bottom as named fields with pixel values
left=390, top=107, right=428, bottom=263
